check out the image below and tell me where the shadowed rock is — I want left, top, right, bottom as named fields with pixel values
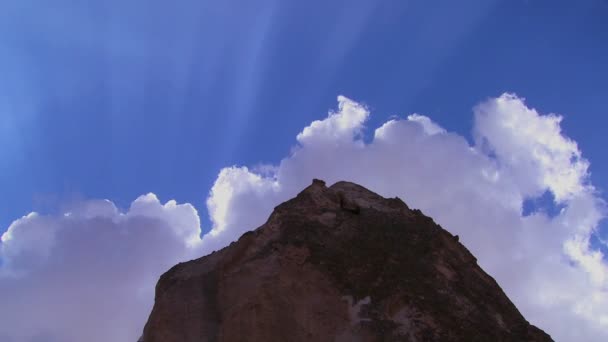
left=141, top=180, right=552, bottom=342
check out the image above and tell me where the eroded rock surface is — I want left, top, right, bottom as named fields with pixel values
left=141, top=179, right=552, bottom=342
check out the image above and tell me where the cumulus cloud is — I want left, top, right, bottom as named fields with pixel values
left=0, top=194, right=203, bottom=342
left=1, top=94, right=606, bottom=341
left=205, top=94, right=608, bottom=341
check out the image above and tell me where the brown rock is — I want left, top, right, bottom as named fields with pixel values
left=141, top=180, right=552, bottom=342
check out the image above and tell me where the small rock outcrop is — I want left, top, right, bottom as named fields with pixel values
left=141, top=180, right=552, bottom=341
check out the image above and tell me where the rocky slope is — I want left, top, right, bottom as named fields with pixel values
left=141, top=179, right=552, bottom=341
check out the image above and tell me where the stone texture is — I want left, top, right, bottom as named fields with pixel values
left=141, top=180, right=552, bottom=342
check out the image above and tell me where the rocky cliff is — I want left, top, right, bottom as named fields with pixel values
left=141, top=179, right=552, bottom=341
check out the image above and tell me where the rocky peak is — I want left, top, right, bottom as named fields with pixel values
left=141, top=179, right=552, bottom=342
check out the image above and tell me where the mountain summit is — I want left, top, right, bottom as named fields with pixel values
left=141, top=179, right=552, bottom=341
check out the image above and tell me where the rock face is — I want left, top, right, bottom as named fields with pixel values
left=141, top=180, right=552, bottom=342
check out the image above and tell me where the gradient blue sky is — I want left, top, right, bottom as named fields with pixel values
left=3, top=2, right=608, bottom=341
left=1, top=0, right=607, bottom=235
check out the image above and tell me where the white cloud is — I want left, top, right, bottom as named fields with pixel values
left=202, top=166, right=281, bottom=250
left=473, top=94, right=590, bottom=202
left=406, top=113, right=446, bottom=135
left=0, top=194, right=203, bottom=342
left=204, top=94, right=608, bottom=341
left=296, top=95, right=369, bottom=146
left=0, top=94, right=606, bottom=341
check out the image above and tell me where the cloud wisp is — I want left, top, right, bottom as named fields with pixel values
left=1, top=94, right=606, bottom=341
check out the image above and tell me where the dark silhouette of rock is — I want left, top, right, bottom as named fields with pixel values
left=141, top=180, right=552, bottom=342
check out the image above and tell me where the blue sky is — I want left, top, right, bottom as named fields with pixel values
left=2, top=1, right=608, bottom=341
left=2, top=0, right=607, bottom=232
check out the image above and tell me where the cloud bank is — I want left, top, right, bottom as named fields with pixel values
left=1, top=94, right=606, bottom=341
left=0, top=195, right=203, bottom=342
left=205, top=94, right=607, bottom=341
